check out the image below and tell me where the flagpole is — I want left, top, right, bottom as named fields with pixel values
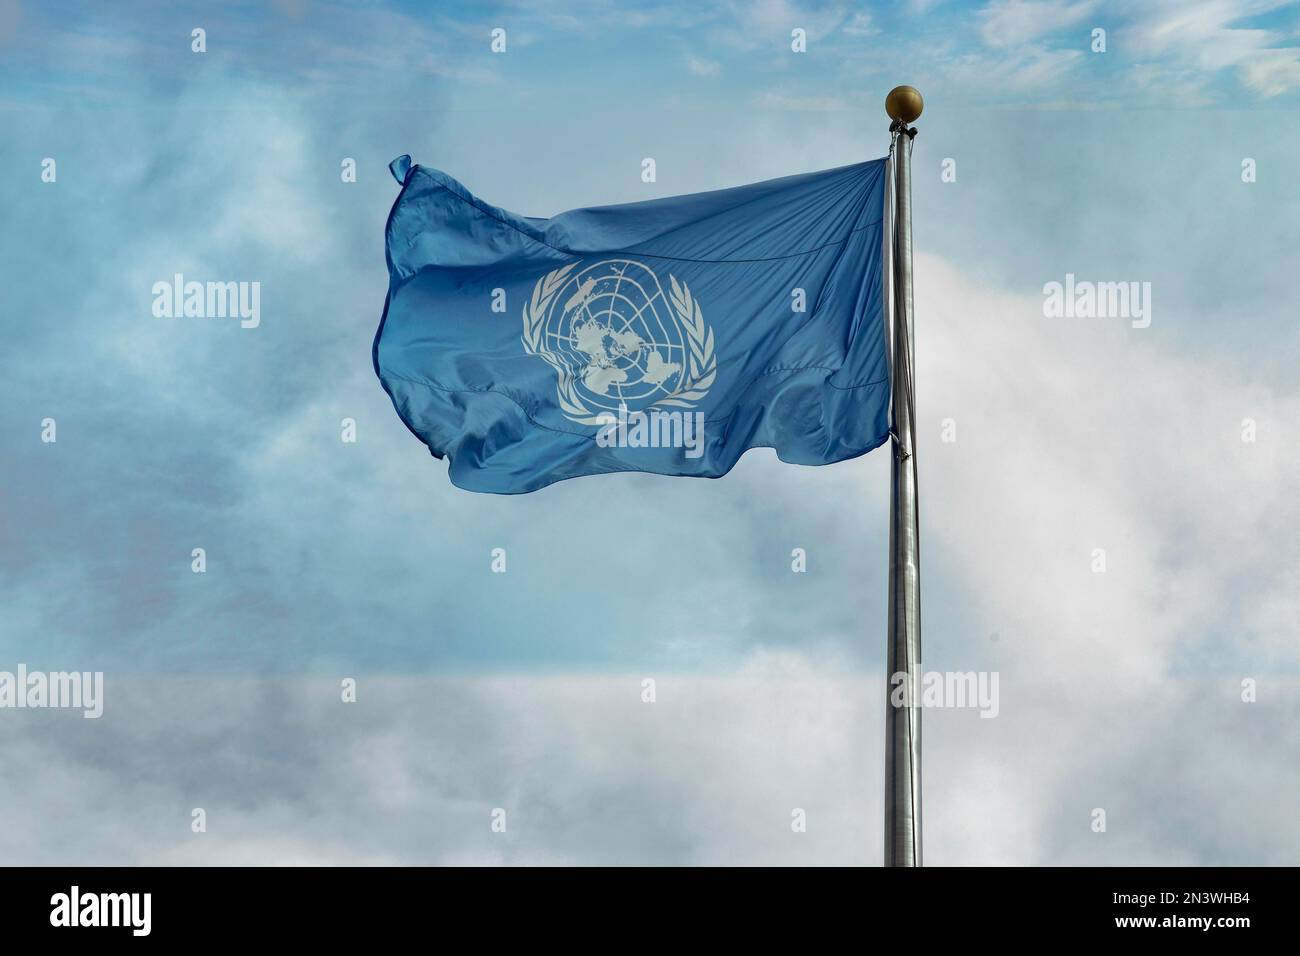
left=884, top=85, right=923, bottom=867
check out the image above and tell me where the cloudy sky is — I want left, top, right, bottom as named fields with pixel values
left=1, top=0, right=1297, bottom=865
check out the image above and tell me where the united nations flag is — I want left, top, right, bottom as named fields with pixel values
left=374, top=154, right=889, bottom=494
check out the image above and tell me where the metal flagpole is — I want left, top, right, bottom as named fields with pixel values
left=884, top=85, right=924, bottom=867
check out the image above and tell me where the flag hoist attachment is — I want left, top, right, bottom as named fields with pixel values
left=884, top=85, right=923, bottom=868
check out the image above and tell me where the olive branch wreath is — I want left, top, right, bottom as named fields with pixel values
left=521, top=264, right=716, bottom=427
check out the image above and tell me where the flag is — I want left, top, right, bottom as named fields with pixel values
left=374, top=154, right=890, bottom=494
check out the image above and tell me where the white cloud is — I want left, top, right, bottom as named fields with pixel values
left=842, top=12, right=879, bottom=36
left=915, top=251, right=1300, bottom=682
left=1238, top=46, right=1300, bottom=95
left=1125, top=0, right=1300, bottom=98
left=2, top=668, right=1294, bottom=864
left=944, top=45, right=1088, bottom=93
left=756, top=88, right=857, bottom=109
left=685, top=53, right=722, bottom=77
left=979, top=0, right=1098, bottom=48
left=720, top=0, right=848, bottom=49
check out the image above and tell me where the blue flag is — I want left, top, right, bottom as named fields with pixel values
left=374, top=155, right=890, bottom=494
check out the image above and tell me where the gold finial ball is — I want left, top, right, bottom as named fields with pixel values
left=885, top=86, right=924, bottom=124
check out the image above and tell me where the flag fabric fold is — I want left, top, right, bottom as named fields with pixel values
left=374, top=155, right=890, bottom=494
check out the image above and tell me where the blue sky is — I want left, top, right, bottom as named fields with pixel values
left=1, top=0, right=1297, bottom=864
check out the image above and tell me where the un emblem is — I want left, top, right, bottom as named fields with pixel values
left=522, top=259, right=716, bottom=426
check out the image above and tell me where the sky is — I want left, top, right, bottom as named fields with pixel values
left=0, top=0, right=1297, bottom=865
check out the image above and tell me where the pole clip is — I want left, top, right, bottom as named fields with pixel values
left=888, top=119, right=919, bottom=139
left=889, top=428, right=913, bottom=461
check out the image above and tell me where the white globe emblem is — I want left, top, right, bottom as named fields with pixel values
left=522, top=259, right=717, bottom=426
